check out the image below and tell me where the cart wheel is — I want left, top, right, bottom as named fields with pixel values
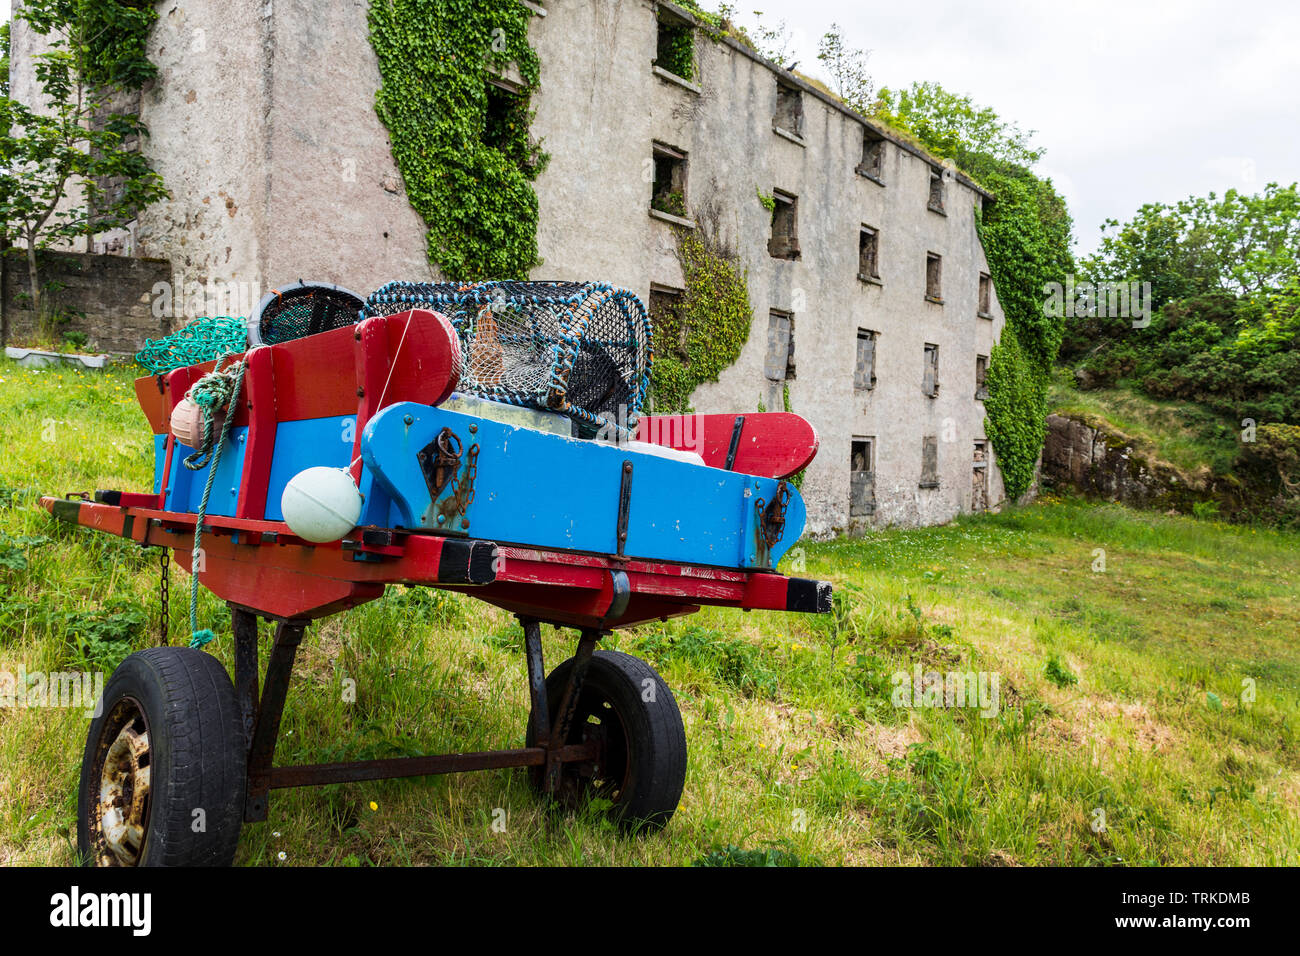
left=526, top=650, right=687, bottom=831
left=77, top=647, right=245, bottom=866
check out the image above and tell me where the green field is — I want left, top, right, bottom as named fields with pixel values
left=1, top=359, right=1297, bottom=865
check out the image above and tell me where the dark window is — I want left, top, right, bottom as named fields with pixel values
left=650, top=142, right=688, bottom=217
left=857, top=131, right=885, bottom=180
left=925, top=253, right=943, bottom=301
left=858, top=226, right=879, bottom=281
left=972, top=441, right=988, bottom=510
left=484, top=81, right=528, bottom=160
left=654, top=9, right=694, bottom=80
left=928, top=169, right=946, bottom=214
left=764, top=310, right=795, bottom=382
left=854, top=330, right=877, bottom=390
left=923, top=343, right=939, bottom=397
left=975, top=354, right=989, bottom=400
left=649, top=284, right=686, bottom=355
left=978, top=273, right=992, bottom=315
left=850, top=438, right=876, bottom=517
left=768, top=190, right=800, bottom=260
left=774, top=82, right=803, bottom=136
left=920, top=435, right=940, bottom=488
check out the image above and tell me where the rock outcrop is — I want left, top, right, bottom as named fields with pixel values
left=1042, top=414, right=1207, bottom=511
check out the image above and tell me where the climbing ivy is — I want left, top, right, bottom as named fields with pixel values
left=976, top=167, right=1074, bottom=498
left=367, top=0, right=548, bottom=280
left=650, top=231, right=754, bottom=413
left=653, top=9, right=695, bottom=80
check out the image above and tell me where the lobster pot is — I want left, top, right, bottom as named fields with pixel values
left=362, top=281, right=652, bottom=438
left=248, top=282, right=365, bottom=347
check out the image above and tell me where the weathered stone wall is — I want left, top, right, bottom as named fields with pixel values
left=1, top=251, right=173, bottom=354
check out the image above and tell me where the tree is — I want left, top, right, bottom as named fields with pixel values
left=874, top=81, right=1044, bottom=179
left=0, top=0, right=167, bottom=324
left=745, top=9, right=794, bottom=65
left=1084, top=184, right=1300, bottom=306
left=816, top=23, right=872, bottom=113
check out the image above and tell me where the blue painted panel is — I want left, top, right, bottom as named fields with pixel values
left=361, top=402, right=806, bottom=569
left=162, top=427, right=249, bottom=517
left=152, top=434, right=167, bottom=495
left=264, top=415, right=357, bottom=521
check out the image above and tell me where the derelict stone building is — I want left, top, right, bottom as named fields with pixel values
left=8, top=0, right=1008, bottom=534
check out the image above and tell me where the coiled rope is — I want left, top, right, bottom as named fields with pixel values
left=182, top=354, right=250, bottom=648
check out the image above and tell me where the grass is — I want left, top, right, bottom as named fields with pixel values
left=1048, top=369, right=1242, bottom=476
left=1, top=357, right=1298, bottom=866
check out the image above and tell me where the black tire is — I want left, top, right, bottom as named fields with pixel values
left=526, top=650, right=687, bottom=831
left=77, top=647, right=245, bottom=866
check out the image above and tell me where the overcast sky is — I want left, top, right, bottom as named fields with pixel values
left=6, top=1, right=1295, bottom=257
left=737, top=0, right=1300, bottom=256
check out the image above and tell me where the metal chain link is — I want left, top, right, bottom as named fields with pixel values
left=450, top=443, right=480, bottom=514
left=158, top=547, right=170, bottom=646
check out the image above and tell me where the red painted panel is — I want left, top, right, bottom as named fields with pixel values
left=235, top=346, right=278, bottom=522
left=636, top=411, right=819, bottom=479
left=134, top=375, right=169, bottom=434
left=270, top=326, right=359, bottom=422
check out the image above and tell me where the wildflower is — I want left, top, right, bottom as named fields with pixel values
left=277, top=851, right=287, bottom=861
left=369, top=801, right=379, bottom=811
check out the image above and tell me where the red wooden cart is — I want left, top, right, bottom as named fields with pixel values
left=44, top=301, right=831, bottom=866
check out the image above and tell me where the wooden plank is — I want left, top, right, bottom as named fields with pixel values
left=636, top=411, right=819, bottom=479
left=235, top=346, right=278, bottom=523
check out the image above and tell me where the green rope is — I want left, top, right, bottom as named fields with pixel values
left=184, top=354, right=249, bottom=649
left=136, top=316, right=248, bottom=374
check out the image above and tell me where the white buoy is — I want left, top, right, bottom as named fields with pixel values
left=281, top=467, right=362, bottom=542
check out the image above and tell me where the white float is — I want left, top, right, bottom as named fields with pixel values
left=280, top=466, right=363, bottom=542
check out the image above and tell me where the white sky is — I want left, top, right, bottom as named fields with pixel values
left=6, top=1, right=1296, bottom=257
left=737, top=0, right=1300, bottom=256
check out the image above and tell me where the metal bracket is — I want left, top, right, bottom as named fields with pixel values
left=417, top=427, right=462, bottom=501
left=615, top=460, right=633, bottom=558
left=544, top=629, right=601, bottom=795
left=243, top=616, right=308, bottom=823
left=724, top=415, right=746, bottom=471
left=605, top=569, right=631, bottom=623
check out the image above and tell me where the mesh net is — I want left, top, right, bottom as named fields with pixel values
left=362, top=281, right=652, bottom=437
left=135, top=316, right=248, bottom=374
left=256, top=285, right=365, bottom=346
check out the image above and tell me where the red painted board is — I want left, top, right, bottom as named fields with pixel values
left=636, top=411, right=819, bottom=479
left=235, top=346, right=278, bottom=523
left=270, top=325, right=360, bottom=422
left=351, top=310, right=460, bottom=481
left=134, top=375, right=170, bottom=434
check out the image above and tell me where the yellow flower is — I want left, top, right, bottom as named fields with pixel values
left=369, top=801, right=379, bottom=811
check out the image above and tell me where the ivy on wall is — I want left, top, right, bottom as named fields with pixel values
left=977, top=168, right=1074, bottom=499
left=367, top=0, right=548, bottom=280
left=650, top=231, right=754, bottom=413
left=653, top=8, right=695, bottom=80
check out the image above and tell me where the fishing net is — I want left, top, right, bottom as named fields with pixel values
left=135, top=316, right=248, bottom=374
left=362, top=281, right=653, bottom=438
left=250, top=283, right=365, bottom=347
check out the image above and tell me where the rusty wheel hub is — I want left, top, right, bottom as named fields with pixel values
left=93, top=699, right=152, bottom=866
